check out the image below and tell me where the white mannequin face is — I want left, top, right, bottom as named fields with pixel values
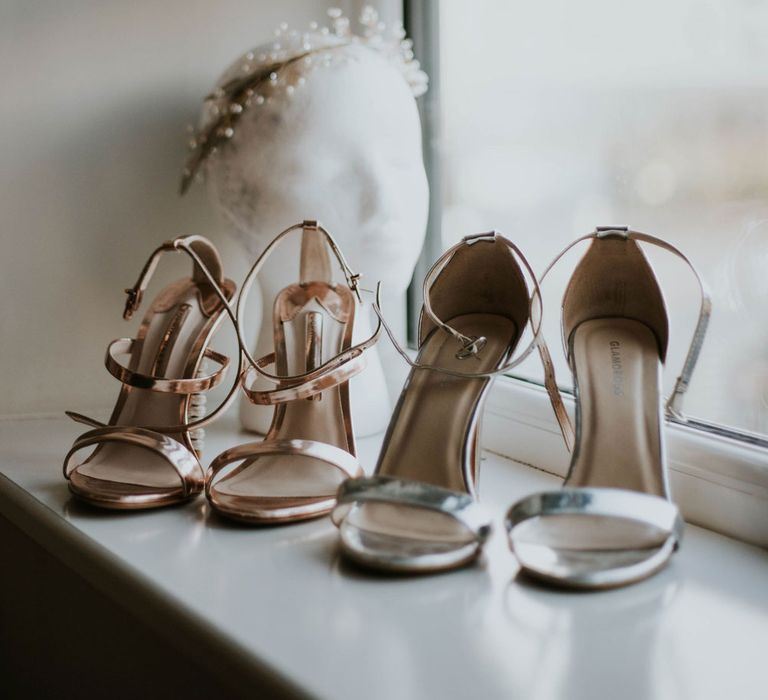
left=205, top=43, right=429, bottom=293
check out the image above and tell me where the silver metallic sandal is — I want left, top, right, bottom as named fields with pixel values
left=332, top=231, right=573, bottom=573
left=506, top=227, right=711, bottom=589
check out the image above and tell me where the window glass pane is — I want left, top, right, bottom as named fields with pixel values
left=438, top=0, right=768, bottom=435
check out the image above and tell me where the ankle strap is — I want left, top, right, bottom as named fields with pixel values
left=409, top=232, right=546, bottom=375
left=373, top=231, right=576, bottom=451
left=123, top=235, right=225, bottom=319
left=540, top=227, right=711, bottom=422
left=236, top=221, right=380, bottom=391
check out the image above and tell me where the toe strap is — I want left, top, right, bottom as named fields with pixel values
left=506, top=488, right=684, bottom=548
left=206, top=439, right=363, bottom=497
left=63, top=426, right=203, bottom=497
left=332, top=476, right=493, bottom=543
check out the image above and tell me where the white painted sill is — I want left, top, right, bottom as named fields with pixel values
left=3, top=413, right=768, bottom=699
left=482, top=376, right=768, bottom=549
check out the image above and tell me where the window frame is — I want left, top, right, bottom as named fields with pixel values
left=404, top=0, right=768, bottom=548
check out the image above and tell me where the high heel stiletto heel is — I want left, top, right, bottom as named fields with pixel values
left=506, top=227, right=711, bottom=588
left=205, top=221, right=381, bottom=523
left=332, top=231, right=573, bottom=573
left=64, top=236, right=239, bottom=509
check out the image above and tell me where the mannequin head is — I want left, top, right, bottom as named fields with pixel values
left=199, top=36, right=429, bottom=293
left=185, top=15, right=429, bottom=437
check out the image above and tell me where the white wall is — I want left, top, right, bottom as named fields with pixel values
left=0, top=1, right=346, bottom=416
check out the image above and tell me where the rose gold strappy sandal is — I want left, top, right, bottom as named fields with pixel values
left=331, top=231, right=574, bottom=573
left=63, top=236, right=240, bottom=509
left=506, top=227, right=711, bottom=589
left=205, top=221, right=380, bottom=524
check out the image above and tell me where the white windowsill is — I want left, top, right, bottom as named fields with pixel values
left=2, top=413, right=768, bottom=699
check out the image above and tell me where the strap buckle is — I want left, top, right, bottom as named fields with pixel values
left=122, top=239, right=178, bottom=320
left=123, top=287, right=142, bottom=320
left=347, top=272, right=363, bottom=303
left=455, top=335, right=487, bottom=360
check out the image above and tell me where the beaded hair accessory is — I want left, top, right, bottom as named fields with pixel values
left=180, top=6, right=427, bottom=194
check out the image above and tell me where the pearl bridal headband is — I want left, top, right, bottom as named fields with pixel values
left=181, top=6, right=428, bottom=194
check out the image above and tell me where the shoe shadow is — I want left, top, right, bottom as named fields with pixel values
left=502, top=566, right=680, bottom=700
left=325, top=542, right=494, bottom=584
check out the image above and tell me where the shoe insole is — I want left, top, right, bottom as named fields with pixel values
left=510, top=318, right=672, bottom=575
left=213, top=292, right=352, bottom=501
left=73, top=282, right=212, bottom=492
left=344, top=313, right=518, bottom=546
left=567, top=317, right=665, bottom=496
